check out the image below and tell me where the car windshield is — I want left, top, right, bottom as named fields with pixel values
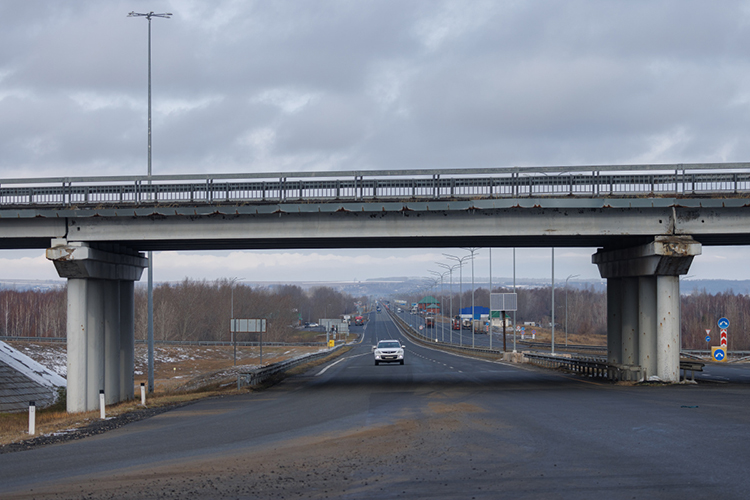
left=378, top=341, right=401, bottom=349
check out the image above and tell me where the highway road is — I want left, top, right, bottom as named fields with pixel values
left=2, top=310, right=750, bottom=499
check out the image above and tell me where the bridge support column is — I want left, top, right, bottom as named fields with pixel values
left=47, top=240, right=147, bottom=412
left=120, top=280, right=135, bottom=401
left=606, top=278, right=622, bottom=364
left=638, top=276, right=657, bottom=380
left=621, top=277, right=639, bottom=366
left=593, top=236, right=701, bottom=383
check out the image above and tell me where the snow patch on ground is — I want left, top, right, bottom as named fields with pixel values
left=0, top=341, right=66, bottom=387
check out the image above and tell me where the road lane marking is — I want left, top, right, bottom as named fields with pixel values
left=316, top=357, right=348, bottom=376
left=315, top=352, right=369, bottom=376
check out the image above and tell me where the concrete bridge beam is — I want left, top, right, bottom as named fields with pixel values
left=593, top=236, right=701, bottom=383
left=46, top=240, right=146, bottom=412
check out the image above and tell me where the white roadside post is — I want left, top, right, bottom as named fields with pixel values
left=140, top=382, right=146, bottom=405
left=99, top=390, right=106, bottom=419
left=28, top=401, right=35, bottom=435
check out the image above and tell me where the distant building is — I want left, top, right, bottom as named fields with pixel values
left=460, top=306, right=490, bottom=320
left=418, top=296, right=441, bottom=314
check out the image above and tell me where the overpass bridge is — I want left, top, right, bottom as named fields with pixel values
left=2, top=161, right=749, bottom=411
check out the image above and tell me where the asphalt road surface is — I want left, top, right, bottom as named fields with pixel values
left=2, top=310, right=750, bottom=499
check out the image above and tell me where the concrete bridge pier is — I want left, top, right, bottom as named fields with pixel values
left=592, top=236, right=701, bottom=382
left=47, top=240, right=147, bottom=412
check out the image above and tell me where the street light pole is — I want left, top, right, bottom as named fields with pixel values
left=128, top=10, right=172, bottom=394
left=551, top=247, right=555, bottom=355
left=461, top=248, right=480, bottom=348
left=513, top=248, right=517, bottom=352
left=429, top=270, right=448, bottom=342
left=229, top=277, right=244, bottom=366
left=437, top=262, right=459, bottom=345
left=444, top=253, right=472, bottom=347
left=565, top=274, right=579, bottom=347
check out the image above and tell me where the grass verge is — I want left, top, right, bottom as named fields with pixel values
left=0, top=344, right=353, bottom=449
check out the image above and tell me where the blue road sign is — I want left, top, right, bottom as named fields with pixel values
left=718, top=317, right=730, bottom=329
left=714, top=349, right=726, bottom=361
left=706, top=336, right=711, bottom=343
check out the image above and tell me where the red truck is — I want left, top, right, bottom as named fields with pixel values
left=425, top=315, right=435, bottom=328
left=354, top=316, right=364, bottom=326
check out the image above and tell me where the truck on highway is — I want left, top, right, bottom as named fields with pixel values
left=425, top=315, right=435, bottom=328
left=354, top=316, right=365, bottom=326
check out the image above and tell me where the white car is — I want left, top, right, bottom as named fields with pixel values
left=373, top=340, right=405, bottom=365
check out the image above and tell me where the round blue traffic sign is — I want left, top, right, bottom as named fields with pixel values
left=718, top=317, right=730, bottom=329
left=714, top=349, right=726, bottom=361
left=705, top=336, right=711, bottom=343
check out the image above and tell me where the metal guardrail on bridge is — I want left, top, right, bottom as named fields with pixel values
left=2, top=162, right=750, bottom=207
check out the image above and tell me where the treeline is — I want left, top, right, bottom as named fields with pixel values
left=681, top=291, right=750, bottom=350
left=0, top=287, right=66, bottom=337
left=403, top=286, right=750, bottom=349
left=401, top=285, right=608, bottom=337
left=134, top=279, right=366, bottom=342
left=4, top=283, right=750, bottom=350
left=0, top=280, right=364, bottom=342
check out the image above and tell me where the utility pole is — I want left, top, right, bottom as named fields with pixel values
left=128, top=10, right=172, bottom=393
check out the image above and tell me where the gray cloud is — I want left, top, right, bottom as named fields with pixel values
left=2, top=0, right=750, bottom=175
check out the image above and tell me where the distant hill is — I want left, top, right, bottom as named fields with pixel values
left=1, top=277, right=746, bottom=297
left=680, top=280, right=750, bottom=295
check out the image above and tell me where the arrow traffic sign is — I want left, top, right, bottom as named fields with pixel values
left=706, top=335, right=711, bottom=343
left=712, top=346, right=727, bottom=362
left=718, top=317, right=730, bottom=329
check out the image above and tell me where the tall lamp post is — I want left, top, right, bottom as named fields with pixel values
left=437, top=262, right=459, bottom=345
left=461, top=247, right=480, bottom=348
left=128, top=11, right=172, bottom=393
left=429, top=270, right=448, bottom=342
left=229, top=277, right=245, bottom=366
left=444, top=253, right=473, bottom=347
left=565, top=274, right=579, bottom=347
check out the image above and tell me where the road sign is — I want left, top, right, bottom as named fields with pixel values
left=706, top=329, right=711, bottom=335
left=490, top=293, right=518, bottom=312
left=712, top=346, right=727, bottom=362
left=718, top=317, right=730, bottom=329
left=720, top=329, right=728, bottom=336
left=705, top=336, right=711, bottom=343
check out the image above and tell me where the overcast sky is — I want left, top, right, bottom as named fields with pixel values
left=2, top=1, right=750, bottom=285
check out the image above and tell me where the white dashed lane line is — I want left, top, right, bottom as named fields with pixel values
left=409, top=351, right=463, bottom=373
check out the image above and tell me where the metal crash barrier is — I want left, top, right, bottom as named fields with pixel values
left=525, top=353, right=642, bottom=382
left=237, top=344, right=343, bottom=389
